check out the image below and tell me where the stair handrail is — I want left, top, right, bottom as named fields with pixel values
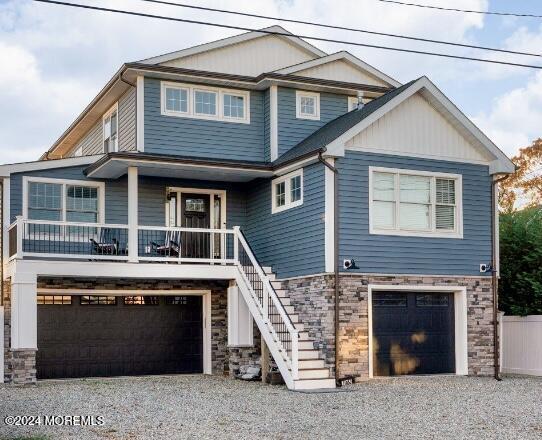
left=234, top=227, right=299, bottom=379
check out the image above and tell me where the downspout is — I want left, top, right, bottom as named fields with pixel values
left=318, top=152, right=340, bottom=384
left=491, top=174, right=509, bottom=381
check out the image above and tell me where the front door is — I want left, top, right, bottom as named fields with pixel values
left=181, top=193, right=210, bottom=258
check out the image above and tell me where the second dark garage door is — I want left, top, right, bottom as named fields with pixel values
left=37, top=294, right=203, bottom=379
left=372, top=291, right=455, bottom=376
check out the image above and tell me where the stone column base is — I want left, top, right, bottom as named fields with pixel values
left=8, top=349, right=37, bottom=385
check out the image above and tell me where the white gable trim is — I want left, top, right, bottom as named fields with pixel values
left=0, top=155, right=103, bottom=177
left=275, top=51, right=401, bottom=88
left=140, top=25, right=326, bottom=65
left=325, top=77, right=515, bottom=174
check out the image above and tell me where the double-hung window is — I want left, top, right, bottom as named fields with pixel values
left=25, top=178, right=104, bottom=224
left=370, top=167, right=462, bottom=238
left=271, top=169, right=303, bottom=214
left=103, top=104, right=118, bottom=153
left=296, top=91, right=320, bottom=120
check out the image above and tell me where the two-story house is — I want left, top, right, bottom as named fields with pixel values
left=0, top=26, right=514, bottom=390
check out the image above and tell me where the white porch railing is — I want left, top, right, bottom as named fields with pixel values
left=8, top=218, right=299, bottom=386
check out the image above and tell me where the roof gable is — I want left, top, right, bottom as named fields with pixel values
left=140, top=26, right=326, bottom=76
left=275, top=51, right=400, bottom=88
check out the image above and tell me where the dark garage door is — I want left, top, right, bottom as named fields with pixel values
left=37, top=295, right=203, bottom=379
left=372, top=291, right=455, bottom=376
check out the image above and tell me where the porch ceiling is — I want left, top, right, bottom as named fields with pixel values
left=85, top=152, right=274, bottom=182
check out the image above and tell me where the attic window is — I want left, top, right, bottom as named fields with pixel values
left=296, top=91, right=320, bottom=120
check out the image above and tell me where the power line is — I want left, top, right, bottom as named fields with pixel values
left=32, top=0, right=542, bottom=70
left=377, top=0, right=542, bottom=19
left=134, top=0, right=542, bottom=58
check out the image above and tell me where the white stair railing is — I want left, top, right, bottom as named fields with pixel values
left=233, top=227, right=299, bottom=384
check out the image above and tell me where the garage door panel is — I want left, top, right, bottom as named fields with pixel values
left=373, top=291, right=455, bottom=376
left=37, top=295, right=203, bottom=379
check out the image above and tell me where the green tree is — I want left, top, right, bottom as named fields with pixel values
left=499, top=207, right=542, bottom=315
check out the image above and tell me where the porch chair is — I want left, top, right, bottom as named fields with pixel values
left=150, top=230, right=181, bottom=257
left=89, top=228, right=119, bottom=255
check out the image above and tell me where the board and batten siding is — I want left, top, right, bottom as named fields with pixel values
left=244, top=162, right=325, bottom=279
left=144, top=78, right=266, bottom=162
left=277, top=87, right=348, bottom=157
left=337, top=151, right=492, bottom=276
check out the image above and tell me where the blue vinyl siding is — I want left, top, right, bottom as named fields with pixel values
left=144, top=78, right=265, bottom=162
left=277, top=87, right=348, bottom=157
left=337, top=151, right=492, bottom=276
left=245, top=162, right=325, bottom=279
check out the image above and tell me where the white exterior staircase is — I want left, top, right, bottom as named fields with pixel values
left=233, top=228, right=335, bottom=390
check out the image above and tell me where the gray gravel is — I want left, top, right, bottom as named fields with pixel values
left=0, top=375, right=541, bottom=439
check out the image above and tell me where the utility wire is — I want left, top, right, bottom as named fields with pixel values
left=134, top=0, right=542, bottom=58
left=32, top=0, right=542, bottom=70
left=377, top=0, right=542, bottom=19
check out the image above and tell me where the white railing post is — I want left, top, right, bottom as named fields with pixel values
left=127, top=166, right=138, bottom=263
left=291, top=332, right=299, bottom=380
left=233, top=226, right=240, bottom=263
left=16, top=216, right=23, bottom=258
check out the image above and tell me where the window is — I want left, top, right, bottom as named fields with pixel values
left=25, top=177, right=104, bottom=224
left=103, top=104, right=118, bottom=153
left=370, top=167, right=462, bottom=238
left=124, top=296, right=159, bottom=305
left=271, top=169, right=303, bottom=214
left=223, top=93, right=245, bottom=119
left=416, top=293, right=449, bottom=307
left=81, top=296, right=116, bottom=305
left=185, top=198, right=206, bottom=213
left=161, top=82, right=250, bottom=123
left=164, top=85, right=188, bottom=114
left=296, top=91, right=320, bottom=120
left=373, top=292, right=407, bottom=307
left=166, top=296, right=188, bottom=305
left=37, top=295, right=72, bottom=305
left=194, top=90, right=217, bottom=116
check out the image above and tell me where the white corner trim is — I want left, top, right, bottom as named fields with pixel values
left=295, top=90, right=320, bottom=120
left=128, top=166, right=138, bottom=263
left=136, top=76, right=145, bottom=152
left=22, top=176, right=106, bottom=223
left=271, top=168, right=303, bottom=214
left=324, top=158, right=335, bottom=273
left=368, top=166, right=464, bottom=239
left=270, top=85, right=278, bottom=161
left=326, top=77, right=515, bottom=175
left=2, top=178, right=10, bottom=269
left=367, top=284, right=468, bottom=378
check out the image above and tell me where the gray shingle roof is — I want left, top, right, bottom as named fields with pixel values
left=272, top=79, right=417, bottom=166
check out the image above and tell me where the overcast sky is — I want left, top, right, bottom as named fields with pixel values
left=1, top=0, right=541, bottom=164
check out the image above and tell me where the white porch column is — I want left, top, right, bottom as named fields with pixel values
left=324, top=158, right=335, bottom=273
left=11, top=272, right=37, bottom=350
left=128, top=166, right=139, bottom=263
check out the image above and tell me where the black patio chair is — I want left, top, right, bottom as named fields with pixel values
left=150, top=230, right=181, bottom=257
left=90, top=228, right=118, bottom=255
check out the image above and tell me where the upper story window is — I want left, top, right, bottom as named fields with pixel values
left=369, top=167, right=462, bottom=238
left=161, top=81, right=250, bottom=124
left=24, top=177, right=105, bottom=223
left=296, top=91, right=320, bottom=120
left=271, top=169, right=304, bottom=214
left=103, top=104, right=118, bottom=153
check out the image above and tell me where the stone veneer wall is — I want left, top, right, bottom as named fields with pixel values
left=282, top=273, right=495, bottom=380
left=3, top=277, right=262, bottom=384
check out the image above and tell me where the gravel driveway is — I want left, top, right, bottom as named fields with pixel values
left=0, top=375, right=540, bottom=439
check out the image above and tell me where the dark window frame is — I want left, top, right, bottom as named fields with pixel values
left=80, top=295, right=117, bottom=305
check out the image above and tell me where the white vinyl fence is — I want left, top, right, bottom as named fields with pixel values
left=500, top=314, right=542, bottom=376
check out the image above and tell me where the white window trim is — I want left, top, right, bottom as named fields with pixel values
left=161, top=82, right=190, bottom=117
left=102, top=102, right=119, bottom=153
left=271, top=169, right=303, bottom=214
left=22, top=176, right=106, bottom=224
left=160, top=81, right=250, bottom=124
left=368, top=166, right=463, bottom=239
left=296, top=90, right=320, bottom=120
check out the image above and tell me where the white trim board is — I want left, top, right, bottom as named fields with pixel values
left=136, top=76, right=145, bottom=152
left=324, top=158, right=335, bottom=273
left=324, top=76, right=515, bottom=175
left=0, top=155, right=102, bottom=177
left=367, top=284, right=468, bottom=378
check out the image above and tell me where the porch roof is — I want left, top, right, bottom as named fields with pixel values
left=85, top=152, right=274, bottom=182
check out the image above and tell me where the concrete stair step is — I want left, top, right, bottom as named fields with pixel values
left=298, top=359, right=325, bottom=369
left=299, top=340, right=316, bottom=350
left=278, top=297, right=291, bottom=306
left=266, top=273, right=276, bottom=281
left=297, top=368, right=330, bottom=380
left=298, top=349, right=321, bottom=360
left=298, top=331, right=310, bottom=340
left=283, top=305, right=295, bottom=314
left=271, top=280, right=282, bottom=289
left=293, top=378, right=336, bottom=390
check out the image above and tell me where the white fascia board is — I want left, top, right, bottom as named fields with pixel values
left=0, top=155, right=103, bottom=177
left=139, top=25, right=326, bottom=65
left=326, top=76, right=515, bottom=174
left=275, top=51, right=401, bottom=88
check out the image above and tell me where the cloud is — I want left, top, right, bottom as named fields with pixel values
left=471, top=71, right=542, bottom=157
